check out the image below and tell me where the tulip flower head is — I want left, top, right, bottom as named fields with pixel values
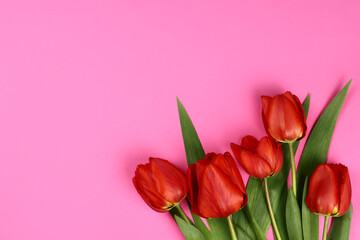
left=306, top=164, right=351, bottom=217
left=133, top=158, right=188, bottom=212
left=231, top=135, right=283, bottom=179
left=187, top=152, right=247, bottom=219
left=261, top=91, right=307, bottom=143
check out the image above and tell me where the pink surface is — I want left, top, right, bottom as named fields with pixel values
left=0, top=0, right=359, bottom=239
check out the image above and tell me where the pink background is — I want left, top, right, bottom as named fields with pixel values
left=0, top=0, right=359, bottom=239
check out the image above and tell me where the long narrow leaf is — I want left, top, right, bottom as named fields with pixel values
left=187, top=200, right=212, bottom=240
left=296, top=80, right=352, bottom=239
left=273, top=184, right=289, bottom=240
left=243, top=205, right=267, bottom=240
left=177, top=98, right=231, bottom=240
left=174, top=215, right=205, bottom=240
left=207, top=218, right=232, bottom=240
left=301, top=177, right=319, bottom=240
left=177, top=98, right=205, bottom=165
left=286, top=187, right=303, bottom=240
left=328, top=204, right=353, bottom=240
left=297, top=80, right=352, bottom=200
left=232, top=179, right=263, bottom=239
left=234, top=224, right=254, bottom=240
left=191, top=213, right=212, bottom=240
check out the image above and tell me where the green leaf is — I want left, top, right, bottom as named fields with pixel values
left=296, top=80, right=352, bottom=239
left=187, top=200, right=212, bottom=240
left=177, top=98, right=231, bottom=240
left=191, top=212, right=212, bottom=240
left=328, top=204, right=353, bottom=240
left=177, top=97, right=205, bottom=165
left=234, top=224, right=254, bottom=240
left=233, top=94, right=310, bottom=237
left=273, top=184, right=289, bottom=240
left=207, top=218, right=232, bottom=240
left=174, top=215, right=205, bottom=240
left=232, top=178, right=262, bottom=238
left=243, top=205, right=267, bottom=240
left=286, top=187, right=303, bottom=240
left=297, top=80, right=352, bottom=200
left=302, top=177, right=319, bottom=240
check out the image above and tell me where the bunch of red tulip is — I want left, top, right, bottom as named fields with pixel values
left=133, top=83, right=353, bottom=240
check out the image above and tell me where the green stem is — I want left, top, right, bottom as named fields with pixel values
left=226, top=216, right=237, bottom=240
left=174, top=204, right=192, bottom=225
left=288, top=142, right=297, bottom=197
left=323, top=216, right=330, bottom=240
left=264, top=178, right=282, bottom=240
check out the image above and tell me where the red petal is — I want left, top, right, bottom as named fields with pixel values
left=133, top=177, right=168, bottom=212
left=189, top=154, right=214, bottom=217
left=186, top=164, right=203, bottom=216
left=261, top=95, right=272, bottom=115
left=330, top=164, right=352, bottom=216
left=306, top=164, right=340, bottom=215
left=261, top=96, right=273, bottom=139
left=244, top=152, right=272, bottom=178
left=256, top=137, right=283, bottom=174
left=273, top=143, right=284, bottom=175
left=211, top=153, right=247, bottom=196
left=211, top=154, right=232, bottom=177
left=224, top=152, right=247, bottom=201
left=151, top=158, right=188, bottom=204
left=204, top=152, right=216, bottom=162
left=284, top=92, right=307, bottom=139
left=266, top=94, right=304, bottom=142
left=240, top=135, right=259, bottom=152
left=133, top=164, right=169, bottom=212
left=196, top=158, right=211, bottom=184
left=197, top=163, right=245, bottom=218
left=232, top=143, right=272, bottom=178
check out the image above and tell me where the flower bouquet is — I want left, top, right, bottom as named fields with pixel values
left=132, top=80, right=353, bottom=240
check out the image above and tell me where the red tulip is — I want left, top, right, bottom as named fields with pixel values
left=231, top=135, right=283, bottom=179
left=306, top=164, right=352, bottom=217
left=261, top=91, right=307, bottom=142
left=133, top=158, right=188, bottom=212
left=187, top=152, right=247, bottom=218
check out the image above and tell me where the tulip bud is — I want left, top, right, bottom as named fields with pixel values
left=306, top=164, right=351, bottom=217
left=261, top=91, right=307, bottom=143
left=187, top=152, right=247, bottom=219
left=231, top=135, right=283, bottom=179
left=133, top=158, right=188, bottom=212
